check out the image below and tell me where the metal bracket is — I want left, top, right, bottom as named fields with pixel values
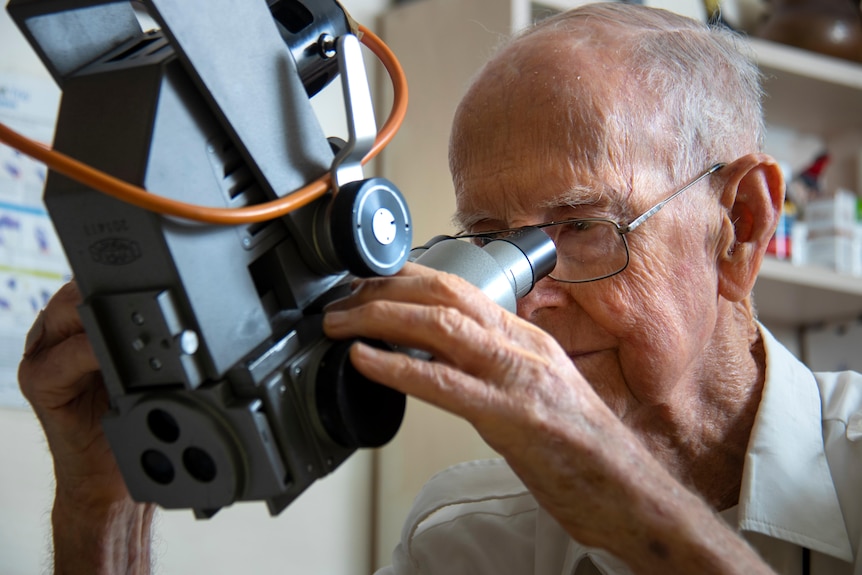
left=329, top=33, right=377, bottom=192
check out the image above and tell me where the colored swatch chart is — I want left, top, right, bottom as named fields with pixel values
left=0, top=72, right=67, bottom=408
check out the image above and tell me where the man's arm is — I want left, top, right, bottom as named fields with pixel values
left=323, top=263, right=775, bottom=575
left=19, top=282, right=154, bottom=574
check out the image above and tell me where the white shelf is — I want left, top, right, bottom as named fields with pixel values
left=752, top=37, right=862, bottom=137
left=753, top=37, right=862, bottom=90
left=749, top=38, right=862, bottom=325
left=754, top=257, right=862, bottom=326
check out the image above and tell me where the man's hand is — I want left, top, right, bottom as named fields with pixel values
left=323, top=264, right=653, bottom=546
left=21, top=281, right=124, bottom=503
left=19, top=281, right=154, bottom=574
left=323, top=263, right=773, bottom=574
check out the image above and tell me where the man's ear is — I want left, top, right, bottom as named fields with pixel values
left=716, top=154, right=785, bottom=302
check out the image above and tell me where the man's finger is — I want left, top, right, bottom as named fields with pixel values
left=26, top=281, right=86, bottom=358
left=19, top=332, right=101, bottom=410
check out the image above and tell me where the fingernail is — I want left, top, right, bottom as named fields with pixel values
left=23, top=310, right=46, bottom=357
left=323, top=310, right=347, bottom=330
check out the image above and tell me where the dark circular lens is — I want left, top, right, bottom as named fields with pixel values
left=147, top=409, right=180, bottom=443
left=183, top=447, right=217, bottom=483
left=141, top=449, right=174, bottom=485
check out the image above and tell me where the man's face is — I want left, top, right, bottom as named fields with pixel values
left=450, top=42, right=723, bottom=432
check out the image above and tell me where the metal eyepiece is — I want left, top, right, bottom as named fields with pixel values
left=409, top=227, right=557, bottom=313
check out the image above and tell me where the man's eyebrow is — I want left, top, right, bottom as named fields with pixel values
left=542, top=184, right=616, bottom=211
left=451, top=209, right=498, bottom=233
left=452, top=184, right=626, bottom=231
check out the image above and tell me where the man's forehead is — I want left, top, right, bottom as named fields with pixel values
left=453, top=30, right=626, bottom=126
left=449, top=31, right=662, bottom=230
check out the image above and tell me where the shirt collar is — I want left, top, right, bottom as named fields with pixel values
left=735, top=324, right=853, bottom=561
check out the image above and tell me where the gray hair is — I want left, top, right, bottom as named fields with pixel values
left=505, top=2, right=764, bottom=183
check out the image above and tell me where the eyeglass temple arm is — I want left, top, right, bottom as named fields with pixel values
left=623, top=163, right=726, bottom=233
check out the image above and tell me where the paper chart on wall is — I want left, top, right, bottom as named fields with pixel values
left=0, top=71, right=67, bottom=409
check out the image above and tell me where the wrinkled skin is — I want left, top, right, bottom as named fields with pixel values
left=442, top=33, right=768, bottom=512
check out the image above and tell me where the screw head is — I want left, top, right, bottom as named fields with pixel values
left=177, top=330, right=199, bottom=355
left=318, top=34, right=337, bottom=58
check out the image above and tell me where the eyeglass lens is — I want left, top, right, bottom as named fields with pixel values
left=541, top=220, right=629, bottom=282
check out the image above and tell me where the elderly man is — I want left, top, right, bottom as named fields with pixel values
left=18, top=2, right=862, bottom=574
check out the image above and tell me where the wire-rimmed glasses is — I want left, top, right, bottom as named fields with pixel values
left=455, top=163, right=726, bottom=283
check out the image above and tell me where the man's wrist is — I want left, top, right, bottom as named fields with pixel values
left=52, top=490, right=155, bottom=575
left=618, top=483, right=770, bottom=575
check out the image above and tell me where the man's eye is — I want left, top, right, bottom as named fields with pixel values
left=555, top=220, right=597, bottom=235
left=466, top=229, right=516, bottom=246
left=570, top=221, right=595, bottom=232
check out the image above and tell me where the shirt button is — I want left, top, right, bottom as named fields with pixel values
left=847, top=412, right=862, bottom=442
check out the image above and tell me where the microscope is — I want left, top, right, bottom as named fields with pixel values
left=3, top=0, right=556, bottom=519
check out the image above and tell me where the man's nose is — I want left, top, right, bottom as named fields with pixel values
left=516, top=275, right=570, bottom=321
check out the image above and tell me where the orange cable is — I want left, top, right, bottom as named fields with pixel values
left=0, top=24, right=407, bottom=225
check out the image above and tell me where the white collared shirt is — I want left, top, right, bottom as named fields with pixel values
left=375, top=325, right=862, bottom=574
